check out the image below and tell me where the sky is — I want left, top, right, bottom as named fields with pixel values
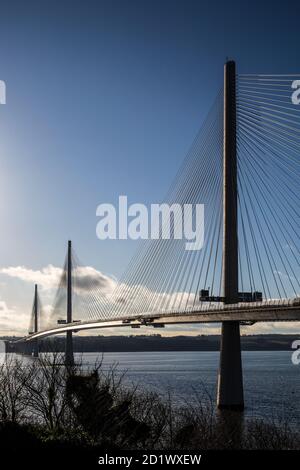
left=0, top=0, right=299, bottom=336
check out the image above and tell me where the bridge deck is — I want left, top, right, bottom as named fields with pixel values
left=21, top=301, right=300, bottom=342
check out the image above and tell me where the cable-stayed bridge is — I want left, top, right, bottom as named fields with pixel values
left=12, top=61, right=300, bottom=410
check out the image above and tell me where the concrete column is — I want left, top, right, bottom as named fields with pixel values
left=33, top=284, right=39, bottom=358
left=65, top=240, right=74, bottom=366
left=217, top=61, right=244, bottom=411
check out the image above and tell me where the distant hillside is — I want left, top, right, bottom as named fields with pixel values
left=2, top=334, right=298, bottom=352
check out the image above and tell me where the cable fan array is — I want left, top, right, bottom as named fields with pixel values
left=45, top=91, right=224, bottom=327
left=42, top=74, right=300, bottom=330
left=28, top=287, right=44, bottom=333
left=99, top=91, right=224, bottom=320
left=237, top=74, right=300, bottom=300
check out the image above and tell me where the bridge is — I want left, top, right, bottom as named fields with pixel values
left=10, top=60, right=300, bottom=411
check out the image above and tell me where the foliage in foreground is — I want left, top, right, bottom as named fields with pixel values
left=0, top=354, right=299, bottom=450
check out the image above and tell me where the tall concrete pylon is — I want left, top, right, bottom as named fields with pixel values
left=65, top=240, right=74, bottom=366
left=217, top=60, right=244, bottom=411
left=33, top=284, right=39, bottom=358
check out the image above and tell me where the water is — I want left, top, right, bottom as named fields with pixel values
left=1, top=350, right=299, bottom=425
left=77, top=350, right=300, bottom=425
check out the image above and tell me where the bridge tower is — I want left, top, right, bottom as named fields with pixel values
left=65, top=240, right=74, bottom=366
left=217, top=60, right=244, bottom=410
left=33, top=284, right=39, bottom=357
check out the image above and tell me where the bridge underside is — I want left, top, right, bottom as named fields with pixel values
left=22, top=304, right=300, bottom=342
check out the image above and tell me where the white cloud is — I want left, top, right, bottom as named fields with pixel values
left=0, top=264, right=117, bottom=295
left=73, top=266, right=117, bottom=295
left=0, top=264, right=118, bottom=334
left=0, top=299, right=29, bottom=336
left=0, top=264, right=299, bottom=337
left=241, top=321, right=300, bottom=335
left=0, top=264, right=62, bottom=290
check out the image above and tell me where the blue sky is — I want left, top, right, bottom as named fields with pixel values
left=0, top=0, right=299, bottom=335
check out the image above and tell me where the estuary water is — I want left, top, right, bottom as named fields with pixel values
left=76, top=350, right=300, bottom=425
left=1, top=350, right=299, bottom=425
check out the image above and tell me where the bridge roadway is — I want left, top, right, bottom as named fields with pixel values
left=21, top=298, right=300, bottom=342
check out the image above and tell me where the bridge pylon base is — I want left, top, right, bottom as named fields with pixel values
left=33, top=339, right=39, bottom=358
left=217, top=321, right=244, bottom=411
left=65, top=331, right=74, bottom=367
